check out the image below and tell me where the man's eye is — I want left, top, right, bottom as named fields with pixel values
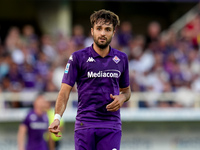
left=106, top=28, right=111, bottom=31
left=97, top=28, right=101, bottom=30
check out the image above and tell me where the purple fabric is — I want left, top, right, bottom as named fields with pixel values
left=74, top=128, right=121, bottom=150
left=22, top=110, right=49, bottom=150
left=72, top=35, right=85, bottom=47
left=35, top=61, right=49, bottom=77
left=20, top=66, right=37, bottom=88
left=117, top=32, right=132, bottom=47
left=6, top=69, right=23, bottom=83
left=62, top=45, right=130, bottom=131
left=22, top=72, right=36, bottom=88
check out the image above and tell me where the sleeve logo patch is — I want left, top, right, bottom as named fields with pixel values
left=69, top=55, right=73, bottom=61
left=65, top=63, right=70, bottom=73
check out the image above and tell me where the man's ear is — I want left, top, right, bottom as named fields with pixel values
left=91, top=28, right=93, bottom=36
left=112, top=30, right=116, bottom=37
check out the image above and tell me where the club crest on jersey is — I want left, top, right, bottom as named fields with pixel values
left=65, top=63, right=70, bottom=73
left=113, top=56, right=120, bottom=64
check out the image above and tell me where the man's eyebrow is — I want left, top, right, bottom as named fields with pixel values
left=95, top=24, right=112, bottom=27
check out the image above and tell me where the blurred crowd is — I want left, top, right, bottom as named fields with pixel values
left=0, top=14, right=200, bottom=108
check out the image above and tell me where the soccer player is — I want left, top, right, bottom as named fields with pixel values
left=49, top=9, right=131, bottom=150
left=17, top=94, right=49, bottom=150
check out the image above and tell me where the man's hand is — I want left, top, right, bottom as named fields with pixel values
left=48, top=119, right=62, bottom=137
left=106, top=94, right=126, bottom=112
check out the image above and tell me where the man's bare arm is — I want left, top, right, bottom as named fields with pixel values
left=106, top=86, right=131, bottom=112
left=48, top=83, right=72, bottom=137
left=119, top=86, right=131, bottom=102
left=55, top=83, right=73, bottom=116
left=17, top=124, right=27, bottom=150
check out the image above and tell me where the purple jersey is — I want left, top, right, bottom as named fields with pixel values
left=62, top=45, right=130, bottom=131
left=22, top=110, right=49, bottom=150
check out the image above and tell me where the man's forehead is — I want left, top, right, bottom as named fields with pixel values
left=94, top=19, right=113, bottom=27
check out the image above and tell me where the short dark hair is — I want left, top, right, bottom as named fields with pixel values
left=90, top=9, right=120, bottom=30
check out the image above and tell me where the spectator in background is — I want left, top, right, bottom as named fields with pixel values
left=41, top=34, right=57, bottom=64
left=164, top=53, right=185, bottom=91
left=21, top=24, right=39, bottom=65
left=1, top=76, right=12, bottom=93
left=145, top=55, right=169, bottom=93
left=192, top=74, right=200, bottom=92
left=55, top=32, right=69, bottom=56
left=84, top=31, right=93, bottom=47
left=129, top=35, right=154, bottom=74
left=145, top=21, right=161, bottom=50
left=27, top=35, right=40, bottom=65
left=0, top=52, right=11, bottom=80
left=4, top=61, right=24, bottom=92
left=35, top=51, right=49, bottom=82
left=128, top=35, right=155, bottom=92
left=128, top=35, right=145, bottom=60
left=5, top=26, right=21, bottom=52
left=44, top=65, right=59, bottom=92
left=71, top=24, right=86, bottom=50
left=4, top=27, right=26, bottom=65
left=117, top=21, right=133, bottom=48
left=20, top=62, right=37, bottom=91
left=21, top=24, right=38, bottom=45
left=17, top=94, right=49, bottom=150
left=51, top=64, right=65, bottom=91
left=181, top=14, right=200, bottom=48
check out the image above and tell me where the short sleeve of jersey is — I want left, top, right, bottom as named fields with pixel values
left=119, top=53, right=130, bottom=88
left=62, top=53, right=78, bottom=87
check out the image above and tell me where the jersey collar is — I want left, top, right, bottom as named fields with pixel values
left=90, top=44, right=114, bottom=58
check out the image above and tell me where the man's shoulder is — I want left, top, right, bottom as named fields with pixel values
left=73, top=46, right=90, bottom=57
left=70, top=47, right=91, bottom=64
left=23, top=109, right=34, bottom=122
left=26, top=109, right=34, bottom=116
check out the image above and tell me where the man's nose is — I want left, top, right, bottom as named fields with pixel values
left=100, top=30, right=106, bottom=35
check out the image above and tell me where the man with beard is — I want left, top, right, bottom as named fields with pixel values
left=49, top=9, right=131, bottom=150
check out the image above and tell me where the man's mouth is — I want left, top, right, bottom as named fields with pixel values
left=99, top=37, right=106, bottom=41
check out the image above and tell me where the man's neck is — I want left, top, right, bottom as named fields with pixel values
left=93, top=43, right=110, bottom=58
left=34, top=108, right=43, bottom=116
